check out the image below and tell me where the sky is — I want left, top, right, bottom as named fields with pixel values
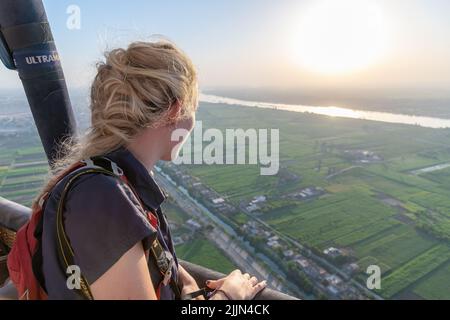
left=1, top=0, right=450, bottom=97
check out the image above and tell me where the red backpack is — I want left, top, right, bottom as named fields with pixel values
left=7, top=156, right=180, bottom=300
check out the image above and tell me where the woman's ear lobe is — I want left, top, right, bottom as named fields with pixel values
left=167, top=100, right=182, bottom=123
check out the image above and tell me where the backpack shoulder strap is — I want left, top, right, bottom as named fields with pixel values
left=55, top=163, right=117, bottom=300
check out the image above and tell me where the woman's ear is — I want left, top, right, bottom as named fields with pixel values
left=167, top=100, right=182, bottom=124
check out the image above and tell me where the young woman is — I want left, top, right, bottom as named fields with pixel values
left=36, top=40, right=266, bottom=300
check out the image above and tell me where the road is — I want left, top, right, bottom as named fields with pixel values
left=325, top=165, right=363, bottom=180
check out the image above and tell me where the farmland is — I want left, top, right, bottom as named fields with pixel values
left=175, top=238, right=237, bottom=274
left=1, top=99, right=450, bottom=299
left=177, top=101, right=450, bottom=299
left=0, top=133, right=48, bottom=207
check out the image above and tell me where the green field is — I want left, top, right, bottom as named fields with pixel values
left=381, top=244, right=450, bottom=298
left=177, top=102, right=450, bottom=299
left=412, top=260, right=450, bottom=299
left=176, top=237, right=237, bottom=274
left=0, top=134, right=47, bottom=207
left=162, top=200, right=191, bottom=225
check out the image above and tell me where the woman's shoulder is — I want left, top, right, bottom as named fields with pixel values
left=68, top=170, right=125, bottom=194
left=64, top=171, right=144, bottom=216
left=47, top=171, right=157, bottom=285
left=47, top=169, right=135, bottom=206
left=41, top=169, right=149, bottom=234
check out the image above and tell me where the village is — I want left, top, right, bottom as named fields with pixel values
left=159, top=162, right=366, bottom=299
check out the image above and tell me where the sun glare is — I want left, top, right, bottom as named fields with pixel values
left=293, top=0, right=388, bottom=74
left=316, top=106, right=360, bottom=118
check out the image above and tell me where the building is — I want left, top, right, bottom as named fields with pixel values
left=186, top=219, right=202, bottom=231
left=252, top=195, right=267, bottom=203
left=267, top=240, right=281, bottom=249
left=317, top=267, right=327, bottom=276
left=246, top=203, right=259, bottom=212
left=246, top=195, right=267, bottom=212
left=325, top=274, right=343, bottom=286
left=295, top=258, right=310, bottom=268
left=212, top=197, right=225, bottom=205
left=173, top=236, right=184, bottom=246
left=268, top=235, right=279, bottom=242
left=344, top=263, right=360, bottom=275
left=323, top=247, right=342, bottom=257
left=283, top=249, right=294, bottom=258
left=288, top=186, right=326, bottom=201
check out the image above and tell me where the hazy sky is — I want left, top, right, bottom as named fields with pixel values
left=1, top=0, right=450, bottom=96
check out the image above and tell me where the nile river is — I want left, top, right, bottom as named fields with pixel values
left=200, top=94, right=450, bottom=129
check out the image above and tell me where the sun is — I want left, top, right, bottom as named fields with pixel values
left=292, top=0, right=388, bottom=74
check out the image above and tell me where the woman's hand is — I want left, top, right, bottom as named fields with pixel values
left=207, top=269, right=267, bottom=300
left=178, top=265, right=204, bottom=300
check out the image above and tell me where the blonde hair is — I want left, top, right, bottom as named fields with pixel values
left=32, top=40, right=198, bottom=209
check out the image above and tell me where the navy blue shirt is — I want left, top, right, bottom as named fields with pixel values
left=41, top=147, right=178, bottom=299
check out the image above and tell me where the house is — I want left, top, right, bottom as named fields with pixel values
left=246, top=195, right=267, bottom=212
left=325, top=274, right=342, bottom=286
left=288, top=186, right=326, bottom=201
left=283, top=250, right=294, bottom=258
left=344, top=263, right=360, bottom=274
left=186, top=219, right=202, bottom=231
left=268, top=235, right=279, bottom=242
left=323, top=247, right=342, bottom=257
left=246, top=204, right=259, bottom=212
left=263, top=231, right=271, bottom=238
left=267, top=240, right=281, bottom=249
left=295, top=258, right=310, bottom=268
left=317, top=267, right=327, bottom=276
left=173, top=236, right=184, bottom=246
left=252, top=195, right=267, bottom=203
left=212, top=197, right=225, bottom=205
